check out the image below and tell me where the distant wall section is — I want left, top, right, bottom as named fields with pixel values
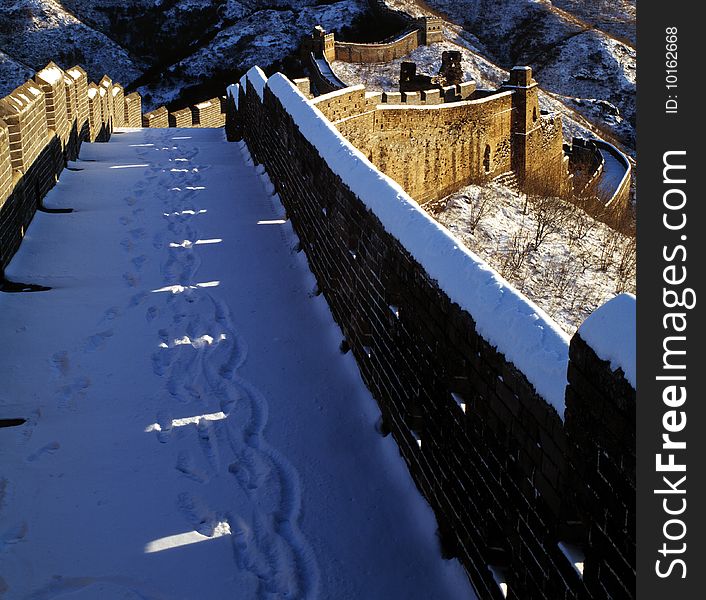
left=312, top=67, right=568, bottom=204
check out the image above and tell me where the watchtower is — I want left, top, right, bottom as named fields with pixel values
left=503, top=66, right=542, bottom=189
left=301, top=26, right=336, bottom=63
left=421, top=16, right=444, bottom=44
left=439, top=51, right=462, bottom=86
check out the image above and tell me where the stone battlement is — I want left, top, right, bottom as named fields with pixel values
left=228, top=68, right=636, bottom=599
left=309, top=67, right=569, bottom=203
left=0, top=62, right=143, bottom=275
left=143, top=98, right=227, bottom=130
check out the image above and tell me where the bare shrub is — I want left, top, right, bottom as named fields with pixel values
left=500, top=229, right=532, bottom=281
left=528, top=195, right=571, bottom=250
left=616, top=237, right=636, bottom=293
left=597, top=228, right=622, bottom=272
left=566, top=204, right=596, bottom=245
left=466, top=190, right=491, bottom=233
left=547, top=259, right=583, bottom=299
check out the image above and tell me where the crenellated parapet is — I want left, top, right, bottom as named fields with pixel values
left=0, top=61, right=143, bottom=275
left=143, top=98, right=227, bottom=129
left=308, top=67, right=569, bottom=203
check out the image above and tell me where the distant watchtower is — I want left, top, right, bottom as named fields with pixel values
left=439, top=51, right=462, bottom=86
left=421, top=16, right=444, bottom=44
left=301, top=26, right=336, bottom=63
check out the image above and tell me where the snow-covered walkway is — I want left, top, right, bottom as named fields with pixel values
left=0, top=128, right=474, bottom=599
left=595, top=145, right=628, bottom=201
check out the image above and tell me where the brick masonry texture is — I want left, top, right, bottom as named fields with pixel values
left=312, top=71, right=568, bottom=204
left=35, top=63, right=71, bottom=148
left=191, top=99, right=226, bottom=128
left=232, top=78, right=635, bottom=599
left=169, top=107, right=192, bottom=128
left=142, top=106, right=169, bottom=128
left=112, top=85, right=126, bottom=128
left=124, top=92, right=142, bottom=128
left=0, top=62, right=133, bottom=275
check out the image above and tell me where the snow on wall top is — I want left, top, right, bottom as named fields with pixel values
left=578, top=293, right=636, bottom=388
left=313, top=84, right=365, bottom=104
left=245, top=66, right=267, bottom=101
left=36, top=64, right=65, bottom=85
left=260, top=72, right=572, bottom=417
left=227, top=83, right=239, bottom=110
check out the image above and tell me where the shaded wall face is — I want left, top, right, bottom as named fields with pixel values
left=334, top=97, right=514, bottom=204
left=233, top=80, right=635, bottom=600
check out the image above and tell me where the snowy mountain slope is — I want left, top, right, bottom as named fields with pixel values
left=0, top=0, right=143, bottom=90
left=436, top=182, right=635, bottom=334
left=0, top=50, right=34, bottom=97
left=139, top=1, right=367, bottom=110
left=0, top=0, right=367, bottom=111
left=550, top=0, right=635, bottom=46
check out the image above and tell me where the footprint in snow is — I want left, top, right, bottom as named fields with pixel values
left=176, top=492, right=219, bottom=536
left=145, top=306, right=159, bottom=322
left=175, top=452, right=209, bottom=484
left=129, top=291, right=148, bottom=307
left=83, top=329, right=114, bottom=353
left=131, top=255, right=147, bottom=271
left=100, top=306, right=121, bottom=324
left=50, top=351, right=70, bottom=377
left=56, top=377, right=90, bottom=410
left=0, top=521, right=28, bottom=551
left=120, top=238, right=134, bottom=254
left=26, top=442, right=60, bottom=463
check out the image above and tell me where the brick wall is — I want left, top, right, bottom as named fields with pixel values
left=231, top=73, right=635, bottom=599
left=169, top=107, right=192, bottom=127
left=0, top=82, right=50, bottom=173
left=142, top=106, right=169, bottom=128
left=333, top=92, right=516, bottom=204
left=191, top=99, right=225, bottom=128
left=310, top=73, right=566, bottom=204
left=99, top=76, right=115, bottom=134
left=124, top=92, right=142, bottom=128
left=98, top=84, right=111, bottom=140
left=112, top=84, right=125, bottom=128
left=35, top=63, right=71, bottom=148
left=87, top=84, right=103, bottom=142
left=67, top=66, right=89, bottom=140
left=0, top=120, right=12, bottom=209
left=334, top=29, right=422, bottom=63
left=0, top=62, right=136, bottom=275
left=564, top=333, right=636, bottom=598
